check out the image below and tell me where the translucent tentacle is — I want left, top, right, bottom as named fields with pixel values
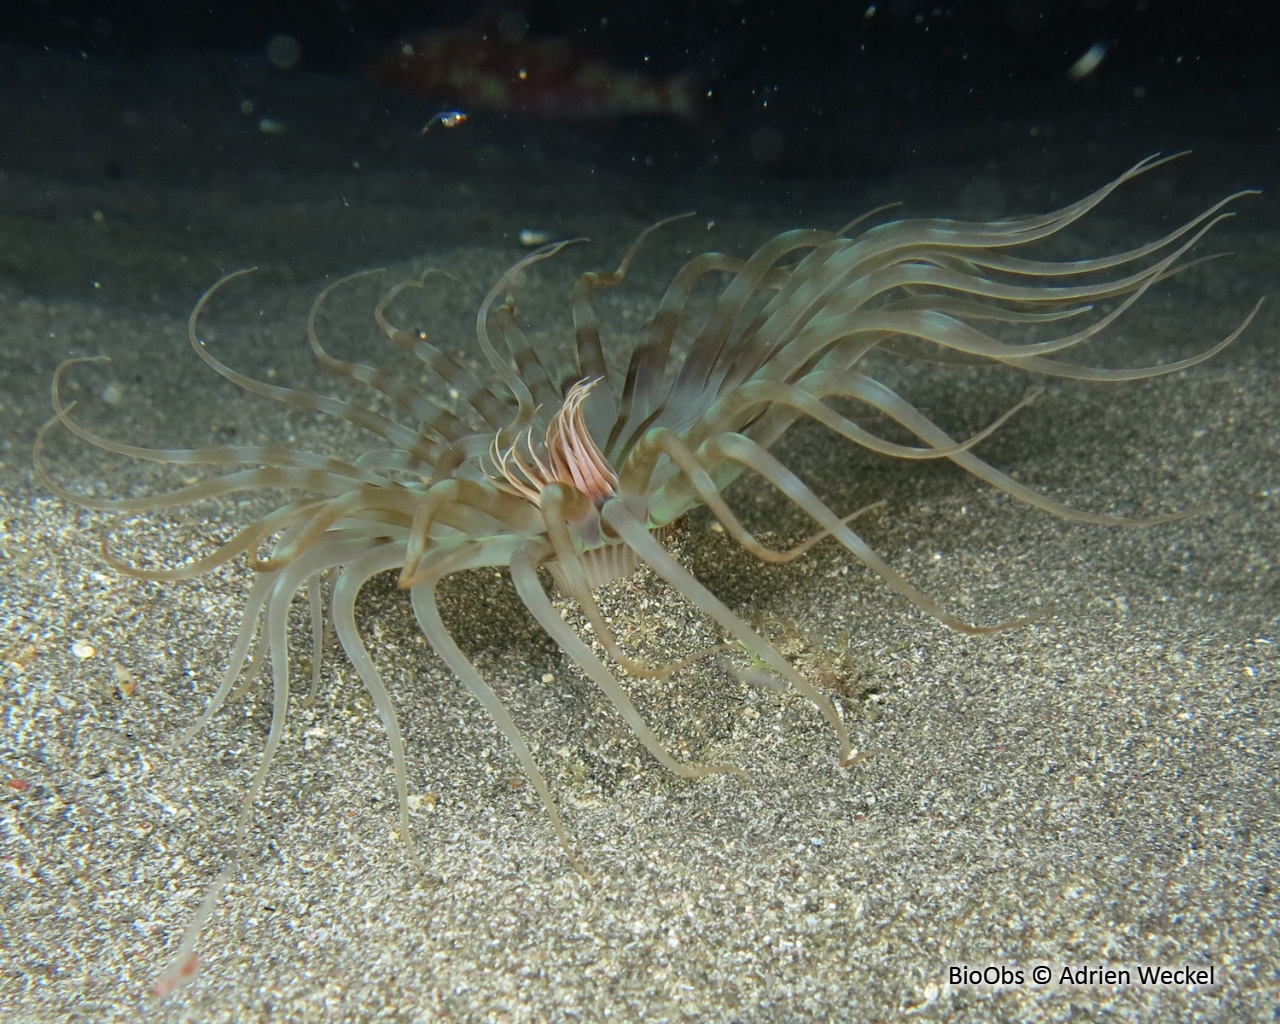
left=407, top=573, right=591, bottom=878
left=698, top=433, right=1031, bottom=636
left=330, top=541, right=422, bottom=866
left=511, top=541, right=740, bottom=780
left=600, top=500, right=858, bottom=766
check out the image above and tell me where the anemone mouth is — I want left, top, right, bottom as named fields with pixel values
left=491, top=377, right=619, bottom=507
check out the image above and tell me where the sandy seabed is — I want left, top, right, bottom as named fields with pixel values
left=2, top=45, right=1278, bottom=1023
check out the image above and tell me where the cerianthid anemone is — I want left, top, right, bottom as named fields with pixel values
left=36, top=153, right=1259, bottom=995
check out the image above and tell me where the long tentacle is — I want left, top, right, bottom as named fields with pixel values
left=407, top=573, right=591, bottom=878
left=374, top=271, right=515, bottom=432
left=571, top=213, right=694, bottom=436
left=189, top=273, right=443, bottom=467
left=510, top=542, right=740, bottom=779
left=330, top=541, right=422, bottom=866
left=600, top=500, right=858, bottom=766
left=534, top=484, right=729, bottom=677
left=628, top=427, right=895, bottom=563
left=699, top=432, right=1032, bottom=636
left=476, top=239, right=584, bottom=440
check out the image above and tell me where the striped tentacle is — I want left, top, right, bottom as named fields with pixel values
left=186, top=530, right=390, bottom=843
left=710, top=155, right=1203, bottom=391
left=625, top=426, right=889, bottom=563
left=250, top=486, right=410, bottom=571
left=476, top=240, right=584, bottom=445
left=306, top=271, right=479, bottom=446
left=189, top=272, right=443, bottom=469
left=373, top=273, right=516, bottom=434
left=635, top=371, right=1033, bottom=535
left=407, top=569, right=589, bottom=877
left=491, top=298, right=560, bottom=414
left=693, top=235, right=870, bottom=399
left=926, top=189, right=1255, bottom=283
left=569, top=214, right=693, bottom=439
left=993, top=303, right=1261, bottom=381
left=608, top=251, right=757, bottom=455
left=739, top=204, right=1250, bottom=401
left=97, top=498, right=331, bottom=582
left=44, top=357, right=392, bottom=486
left=532, top=483, right=730, bottom=680
left=848, top=152, right=1182, bottom=247
left=397, top=477, right=543, bottom=588
left=669, top=229, right=835, bottom=412
left=852, top=300, right=1088, bottom=369
left=329, top=540, right=424, bottom=866
left=750, top=371, right=1190, bottom=525
left=174, top=570, right=276, bottom=744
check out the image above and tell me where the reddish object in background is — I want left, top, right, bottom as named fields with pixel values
left=373, top=24, right=700, bottom=122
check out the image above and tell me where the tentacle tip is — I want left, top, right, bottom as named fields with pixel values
left=400, top=838, right=425, bottom=872
left=736, top=668, right=789, bottom=691
left=169, top=729, right=201, bottom=751
left=150, top=951, right=200, bottom=1003
left=839, top=748, right=880, bottom=769
left=954, top=612, right=1035, bottom=635
left=1161, top=507, right=1205, bottom=524
left=567, top=854, right=598, bottom=886
left=987, top=614, right=1036, bottom=634
left=701, top=762, right=748, bottom=777
left=396, top=564, right=426, bottom=589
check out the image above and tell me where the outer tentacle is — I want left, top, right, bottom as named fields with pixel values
left=188, top=271, right=442, bottom=465
left=407, top=573, right=592, bottom=879
left=374, top=270, right=515, bottom=432
left=331, top=541, right=422, bottom=866
left=476, top=238, right=585, bottom=435
left=511, top=542, right=741, bottom=780
left=634, top=427, right=888, bottom=563
left=601, top=500, right=858, bottom=767
left=700, top=432, right=1032, bottom=636
left=536, top=484, right=729, bottom=679
left=571, top=213, right=694, bottom=434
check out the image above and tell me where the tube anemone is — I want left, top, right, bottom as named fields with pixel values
left=36, top=153, right=1258, bottom=995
